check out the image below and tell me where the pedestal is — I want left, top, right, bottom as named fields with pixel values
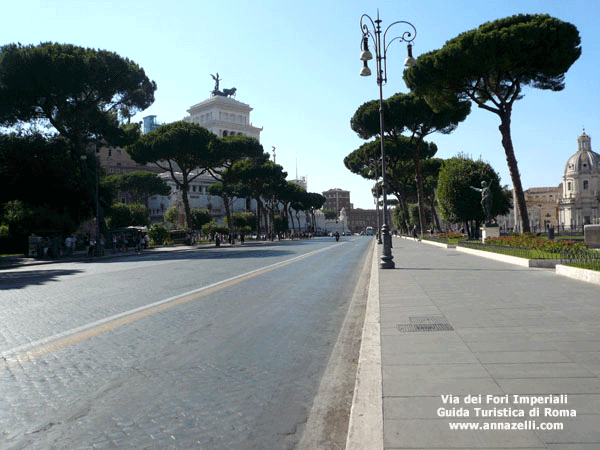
left=584, top=224, right=600, bottom=249
left=481, top=225, right=500, bottom=243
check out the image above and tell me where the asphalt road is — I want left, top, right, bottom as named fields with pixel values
left=0, top=236, right=373, bottom=449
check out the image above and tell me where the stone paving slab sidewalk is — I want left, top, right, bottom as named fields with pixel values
left=349, top=236, right=600, bottom=450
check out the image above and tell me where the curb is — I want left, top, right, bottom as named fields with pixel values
left=556, top=263, right=600, bottom=285
left=453, top=245, right=560, bottom=268
left=345, top=239, right=383, bottom=450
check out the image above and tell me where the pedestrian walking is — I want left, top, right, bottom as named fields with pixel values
left=64, top=235, right=72, bottom=256
left=412, top=225, right=419, bottom=241
left=87, top=237, right=95, bottom=257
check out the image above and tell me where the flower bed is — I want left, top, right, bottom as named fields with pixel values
left=457, top=233, right=599, bottom=271
left=485, top=233, right=588, bottom=253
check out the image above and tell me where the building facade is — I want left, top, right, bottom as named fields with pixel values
left=322, top=188, right=353, bottom=216
left=142, top=115, right=160, bottom=134
left=95, top=142, right=163, bottom=177
left=184, top=95, right=263, bottom=140
left=147, top=171, right=254, bottom=225
left=345, top=208, right=380, bottom=235
left=497, top=131, right=600, bottom=233
left=144, top=90, right=264, bottom=224
left=498, top=186, right=562, bottom=233
left=558, top=131, right=600, bottom=230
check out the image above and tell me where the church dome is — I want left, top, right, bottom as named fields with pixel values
left=564, top=131, right=600, bottom=177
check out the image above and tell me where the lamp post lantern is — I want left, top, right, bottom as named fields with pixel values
left=359, top=10, right=416, bottom=269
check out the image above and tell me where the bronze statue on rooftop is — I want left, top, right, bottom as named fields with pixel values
left=210, top=74, right=237, bottom=98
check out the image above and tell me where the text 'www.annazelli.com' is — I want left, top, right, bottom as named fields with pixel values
left=448, top=421, right=564, bottom=431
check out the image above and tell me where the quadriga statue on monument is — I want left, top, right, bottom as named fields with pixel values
left=210, top=73, right=236, bottom=98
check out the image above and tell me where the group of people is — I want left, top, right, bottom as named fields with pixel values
left=34, top=232, right=150, bottom=259
left=109, top=232, right=148, bottom=254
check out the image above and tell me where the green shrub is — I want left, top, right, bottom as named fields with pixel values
left=202, top=221, right=230, bottom=236
left=148, top=222, right=169, bottom=244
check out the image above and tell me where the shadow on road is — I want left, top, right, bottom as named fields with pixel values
left=82, top=247, right=297, bottom=264
left=0, top=269, right=84, bottom=290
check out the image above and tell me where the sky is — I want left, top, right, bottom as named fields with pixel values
left=3, top=0, right=599, bottom=209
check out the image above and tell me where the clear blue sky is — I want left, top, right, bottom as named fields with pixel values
left=3, top=0, right=599, bottom=209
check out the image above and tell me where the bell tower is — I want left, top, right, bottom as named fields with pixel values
left=578, top=129, right=591, bottom=152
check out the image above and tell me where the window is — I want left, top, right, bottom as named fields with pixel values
left=583, top=180, right=589, bottom=190
left=567, top=181, right=572, bottom=191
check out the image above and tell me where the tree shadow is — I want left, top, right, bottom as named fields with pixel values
left=0, top=269, right=84, bottom=290
left=85, top=247, right=297, bottom=264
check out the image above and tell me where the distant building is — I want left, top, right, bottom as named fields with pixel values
left=322, top=188, right=353, bottom=216
left=497, top=130, right=600, bottom=233
left=558, top=130, right=600, bottom=230
left=147, top=171, right=254, bottom=225
left=184, top=95, right=262, bottom=140
left=95, top=142, right=162, bottom=177
left=499, top=186, right=561, bottom=233
left=345, top=208, right=380, bottom=235
left=289, top=176, right=307, bottom=191
left=144, top=90, right=264, bottom=223
left=142, top=115, right=160, bottom=134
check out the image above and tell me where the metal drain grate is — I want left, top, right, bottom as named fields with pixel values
left=397, top=315, right=454, bottom=333
left=408, top=315, right=449, bottom=324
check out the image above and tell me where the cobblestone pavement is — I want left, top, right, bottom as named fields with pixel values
left=0, top=237, right=372, bottom=449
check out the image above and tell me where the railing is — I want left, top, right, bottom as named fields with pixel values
left=560, top=249, right=600, bottom=272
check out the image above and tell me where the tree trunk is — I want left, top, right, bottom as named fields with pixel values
left=498, top=112, right=530, bottom=233
left=428, top=197, right=441, bottom=231
left=288, top=206, right=296, bottom=236
left=181, top=177, right=192, bottom=230
left=413, top=145, right=427, bottom=236
left=222, top=192, right=232, bottom=231
left=264, top=207, right=271, bottom=238
left=255, top=198, right=262, bottom=239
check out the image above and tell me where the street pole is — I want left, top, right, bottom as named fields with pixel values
left=370, top=159, right=382, bottom=244
left=359, top=10, right=416, bottom=269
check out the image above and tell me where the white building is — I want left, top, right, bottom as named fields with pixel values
left=147, top=171, right=254, bottom=225
left=148, top=90, right=265, bottom=225
left=496, top=131, right=600, bottom=234
left=184, top=95, right=263, bottom=139
left=558, top=130, right=600, bottom=230
left=144, top=90, right=336, bottom=234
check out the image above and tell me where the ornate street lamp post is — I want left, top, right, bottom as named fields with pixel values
left=369, top=157, right=382, bottom=244
left=359, top=10, right=416, bottom=269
